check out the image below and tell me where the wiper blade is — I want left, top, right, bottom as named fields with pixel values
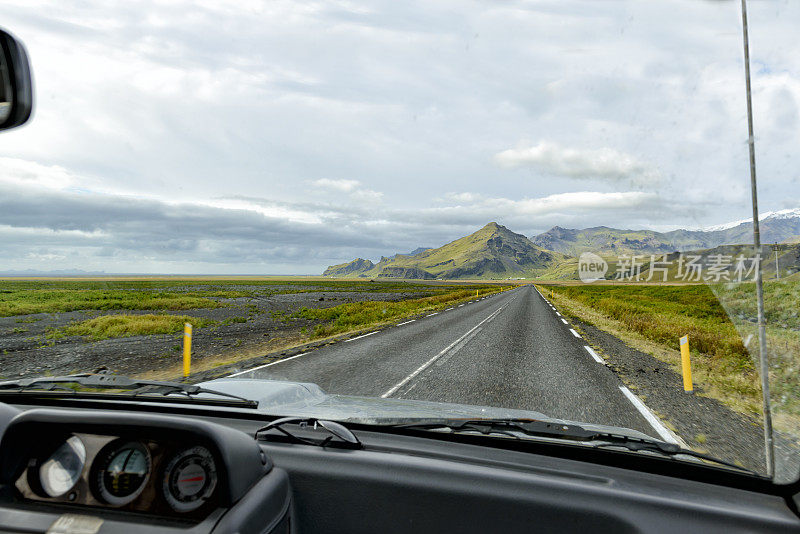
left=393, top=418, right=597, bottom=440
left=255, top=417, right=362, bottom=449
left=391, top=418, right=754, bottom=474
left=591, top=439, right=754, bottom=473
left=0, top=372, right=258, bottom=408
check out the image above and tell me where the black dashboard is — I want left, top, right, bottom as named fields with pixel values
left=1, top=400, right=800, bottom=533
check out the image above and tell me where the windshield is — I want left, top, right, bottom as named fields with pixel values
left=1, top=0, right=798, bottom=482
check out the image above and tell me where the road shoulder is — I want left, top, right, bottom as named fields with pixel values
left=569, top=316, right=766, bottom=472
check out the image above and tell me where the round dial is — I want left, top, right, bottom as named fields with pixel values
left=93, top=440, right=151, bottom=506
left=38, top=436, right=86, bottom=497
left=162, top=446, right=217, bottom=513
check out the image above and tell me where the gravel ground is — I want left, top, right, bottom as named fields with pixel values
left=0, top=289, right=425, bottom=380
left=574, top=318, right=800, bottom=480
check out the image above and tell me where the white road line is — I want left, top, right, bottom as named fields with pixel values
left=560, top=318, right=568, bottom=325
left=618, top=386, right=680, bottom=445
left=446, top=307, right=454, bottom=311
left=382, top=304, right=508, bottom=398
left=556, top=312, right=561, bottom=317
left=397, top=320, right=416, bottom=326
left=569, top=328, right=581, bottom=338
left=584, top=345, right=604, bottom=364
left=400, top=382, right=418, bottom=397
left=458, top=304, right=464, bottom=307
left=426, top=312, right=438, bottom=317
left=345, top=331, right=379, bottom=342
left=227, top=352, right=309, bottom=377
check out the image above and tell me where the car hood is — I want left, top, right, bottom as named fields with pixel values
left=198, top=377, right=657, bottom=441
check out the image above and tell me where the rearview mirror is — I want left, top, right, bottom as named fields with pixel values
left=0, top=28, right=33, bottom=131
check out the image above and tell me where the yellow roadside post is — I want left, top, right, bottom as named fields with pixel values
left=679, top=335, right=693, bottom=393
left=476, top=289, right=479, bottom=297
left=183, top=323, right=192, bottom=377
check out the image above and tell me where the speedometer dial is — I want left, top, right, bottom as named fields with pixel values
left=162, top=446, right=217, bottom=513
left=38, top=436, right=86, bottom=498
left=93, top=440, right=151, bottom=506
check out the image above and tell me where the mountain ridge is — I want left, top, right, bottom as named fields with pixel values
left=324, top=222, right=563, bottom=279
left=323, top=211, right=800, bottom=280
left=531, top=210, right=800, bottom=256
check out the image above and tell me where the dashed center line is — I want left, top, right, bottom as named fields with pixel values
left=426, top=312, right=438, bottom=317
left=397, top=319, right=416, bottom=326
left=227, top=352, right=309, bottom=377
left=345, top=331, right=379, bottom=342
left=569, top=328, right=581, bottom=338
left=561, top=318, right=568, bottom=325
left=382, top=299, right=514, bottom=398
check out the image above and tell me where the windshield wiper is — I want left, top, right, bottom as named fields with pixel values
left=391, top=418, right=754, bottom=474
left=255, top=416, right=362, bottom=449
left=0, top=372, right=258, bottom=409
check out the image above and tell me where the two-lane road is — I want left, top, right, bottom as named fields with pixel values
left=230, top=285, right=677, bottom=442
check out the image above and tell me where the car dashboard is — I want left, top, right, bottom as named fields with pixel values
left=1, top=401, right=799, bottom=534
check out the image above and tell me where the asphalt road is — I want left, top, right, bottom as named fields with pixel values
left=231, top=285, right=676, bottom=441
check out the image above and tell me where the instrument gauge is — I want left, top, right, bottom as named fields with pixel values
left=92, top=440, right=151, bottom=506
left=162, top=446, right=217, bottom=513
left=38, top=436, right=86, bottom=497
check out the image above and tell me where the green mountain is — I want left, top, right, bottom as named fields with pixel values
left=322, top=258, right=375, bottom=277
left=531, top=226, right=677, bottom=256
left=323, top=222, right=564, bottom=279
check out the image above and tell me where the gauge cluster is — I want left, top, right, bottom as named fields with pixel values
left=16, top=433, right=221, bottom=518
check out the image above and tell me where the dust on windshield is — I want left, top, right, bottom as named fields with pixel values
left=0, top=1, right=798, bottom=481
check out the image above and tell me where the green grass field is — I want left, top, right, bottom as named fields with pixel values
left=51, top=314, right=213, bottom=341
left=710, top=280, right=800, bottom=424
left=0, top=279, right=473, bottom=318
left=0, top=289, right=229, bottom=317
left=542, top=285, right=750, bottom=361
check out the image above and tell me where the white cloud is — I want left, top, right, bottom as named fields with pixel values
left=443, top=192, right=483, bottom=203
left=419, top=191, right=663, bottom=226
left=351, top=189, right=384, bottom=202
left=494, top=141, right=660, bottom=186
left=312, top=178, right=383, bottom=203
left=0, top=157, right=77, bottom=190
left=313, top=179, right=361, bottom=192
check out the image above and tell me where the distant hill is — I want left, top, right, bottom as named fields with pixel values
left=322, top=258, right=375, bottom=277
left=531, top=208, right=800, bottom=256
left=532, top=226, right=677, bottom=256
left=324, top=222, right=564, bottom=279
left=399, top=247, right=433, bottom=257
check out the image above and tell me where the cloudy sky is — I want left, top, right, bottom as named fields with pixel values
left=0, top=0, right=798, bottom=274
